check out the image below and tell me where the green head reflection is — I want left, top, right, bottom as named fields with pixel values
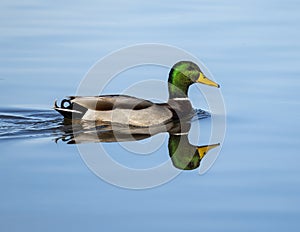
left=168, top=134, right=219, bottom=170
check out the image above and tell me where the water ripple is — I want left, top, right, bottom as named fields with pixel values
left=0, top=107, right=63, bottom=140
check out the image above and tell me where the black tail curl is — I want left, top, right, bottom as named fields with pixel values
left=54, top=98, right=86, bottom=119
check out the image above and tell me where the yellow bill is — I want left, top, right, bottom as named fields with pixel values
left=197, top=72, right=220, bottom=88
left=197, top=143, right=220, bottom=159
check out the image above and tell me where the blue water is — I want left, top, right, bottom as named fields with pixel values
left=1, top=0, right=300, bottom=231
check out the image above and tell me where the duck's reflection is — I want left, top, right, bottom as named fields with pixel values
left=57, top=119, right=219, bottom=170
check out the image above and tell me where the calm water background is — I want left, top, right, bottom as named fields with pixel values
left=1, top=0, right=300, bottom=231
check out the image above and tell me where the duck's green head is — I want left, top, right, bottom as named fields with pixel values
left=168, top=61, right=219, bottom=98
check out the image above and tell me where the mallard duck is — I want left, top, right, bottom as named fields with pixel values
left=54, top=61, right=219, bottom=127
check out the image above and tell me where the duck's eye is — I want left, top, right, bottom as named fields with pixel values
left=187, top=162, right=194, bottom=169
